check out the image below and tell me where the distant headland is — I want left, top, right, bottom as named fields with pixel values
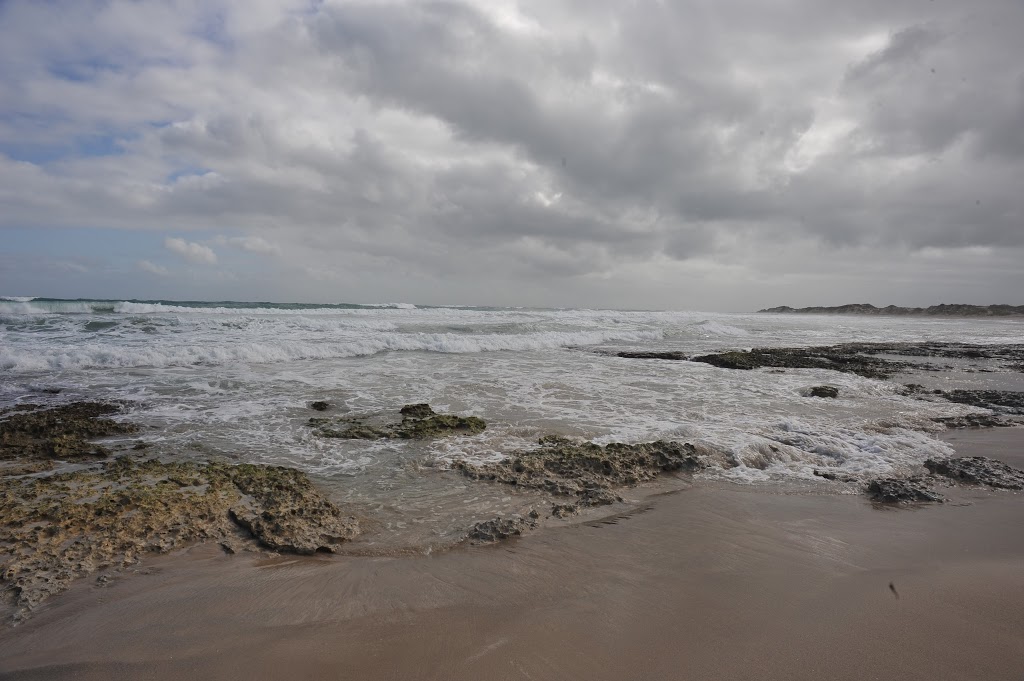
left=758, top=303, right=1024, bottom=317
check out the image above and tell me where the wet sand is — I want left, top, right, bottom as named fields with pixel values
left=2, top=429, right=1023, bottom=680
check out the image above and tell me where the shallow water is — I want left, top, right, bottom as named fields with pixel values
left=2, top=298, right=1021, bottom=546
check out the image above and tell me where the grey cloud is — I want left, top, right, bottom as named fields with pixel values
left=1, top=0, right=1023, bottom=309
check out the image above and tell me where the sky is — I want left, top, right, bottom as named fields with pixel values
left=1, top=0, right=1022, bottom=311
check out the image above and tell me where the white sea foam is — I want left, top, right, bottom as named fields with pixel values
left=1, top=300, right=1015, bottom=496
left=0, top=328, right=664, bottom=371
left=0, top=296, right=37, bottom=302
left=690, top=320, right=750, bottom=337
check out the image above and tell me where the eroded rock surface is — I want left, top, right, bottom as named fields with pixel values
left=940, top=390, right=1024, bottom=416
left=623, top=342, right=1024, bottom=379
left=924, top=456, right=1024, bottom=490
left=932, top=414, right=1014, bottom=429
left=865, top=478, right=944, bottom=504
left=0, top=457, right=358, bottom=619
left=689, top=347, right=908, bottom=378
left=454, top=436, right=724, bottom=511
left=315, top=404, right=486, bottom=440
left=0, top=402, right=136, bottom=463
left=466, top=512, right=539, bottom=544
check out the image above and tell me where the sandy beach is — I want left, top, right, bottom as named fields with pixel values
left=1, top=427, right=1021, bottom=681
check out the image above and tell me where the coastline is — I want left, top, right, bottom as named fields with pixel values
left=2, top=426, right=1022, bottom=681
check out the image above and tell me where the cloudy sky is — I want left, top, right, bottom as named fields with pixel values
left=1, top=0, right=1022, bottom=310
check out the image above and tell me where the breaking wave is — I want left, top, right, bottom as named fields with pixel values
left=0, top=329, right=663, bottom=371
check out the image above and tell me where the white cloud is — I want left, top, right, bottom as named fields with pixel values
left=164, top=237, right=217, bottom=265
left=137, top=259, right=169, bottom=276
left=215, top=235, right=281, bottom=255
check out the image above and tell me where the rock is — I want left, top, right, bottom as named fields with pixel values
left=399, top=403, right=435, bottom=418
left=454, top=436, right=723, bottom=508
left=924, top=457, right=1024, bottom=490
left=813, top=469, right=856, bottom=482
left=939, top=390, right=1024, bottom=416
left=309, top=401, right=330, bottom=411
left=466, top=515, right=537, bottom=544
left=809, top=386, right=839, bottom=398
left=689, top=347, right=900, bottom=378
left=227, top=463, right=359, bottom=554
left=397, top=413, right=487, bottom=439
left=615, top=351, right=687, bottom=360
left=0, top=457, right=360, bottom=619
left=865, top=478, right=944, bottom=504
left=689, top=351, right=765, bottom=371
left=0, top=402, right=136, bottom=462
left=315, top=404, right=486, bottom=440
left=932, top=414, right=1013, bottom=429
left=551, top=503, right=580, bottom=518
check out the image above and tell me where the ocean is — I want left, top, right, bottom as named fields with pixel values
left=2, top=296, right=1021, bottom=548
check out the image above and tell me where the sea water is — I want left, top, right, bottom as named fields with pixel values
left=2, top=297, right=1021, bottom=546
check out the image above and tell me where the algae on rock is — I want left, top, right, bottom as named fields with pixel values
left=0, top=456, right=359, bottom=620
left=315, top=403, right=486, bottom=440
left=454, top=436, right=724, bottom=515
left=0, top=402, right=136, bottom=463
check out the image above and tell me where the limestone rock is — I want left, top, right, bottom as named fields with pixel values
left=316, top=404, right=486, bottom=440
left=924, top=456, right=1024, bottom=490
left=865, top=478, right=944, bottom=504
left=455, top=436, right=721, bottom=508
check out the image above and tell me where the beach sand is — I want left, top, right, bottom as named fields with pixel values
left=1, top=428, right=1022, bottom=680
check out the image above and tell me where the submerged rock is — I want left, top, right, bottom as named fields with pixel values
left=924, top=456, right=1024, bottom=490
left=454, top=436, right=721, bottom=509
left=309, top=401, right=331, bottom=411
left=0, top=457, right=359, bottom=619
left=615, top=351, right=687, bottom=360
left=316, top=404, right=486, bottom=440
left=809, top=386, right=839, bottom=398
left=865, top=478, right=944, bottom=504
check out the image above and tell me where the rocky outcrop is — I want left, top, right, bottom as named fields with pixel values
left=1, top=449, right=359, bottom=620
left=924, top=456, right=1024, bottom=490
left=940, top=390, right=1024, bottom=416
left=315, top=404, right=486, bottom=440
left=613, top=342, right=1024, bottom=379
left=689, top=347, right=904, bottom=379
left=227, top=464, right=359, bottom=553
left=1, top=403, right=364, bottom=622
left=863, top=457, right=1024, bottom=506
left=614, top=351, right=687, bottom=360
left=0, top=402, right=136, bottom=463
left=865, top=478, right=944, bottom=504
left=932, top=414, right=1013, bottom=429
left=454, top=436, right=724, bottom=512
